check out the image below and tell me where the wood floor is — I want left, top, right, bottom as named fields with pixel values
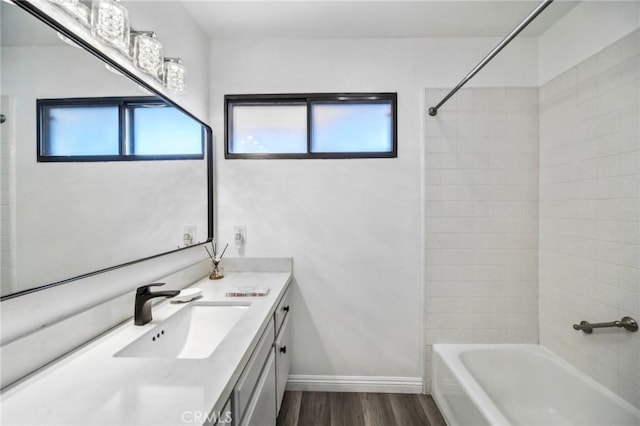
left=276, top=391, right=447, bottom=426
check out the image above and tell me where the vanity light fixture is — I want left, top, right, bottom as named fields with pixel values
left=49, top=0, right=187, bottom=94
left=49, top=0, right=91, bottom=26
left=163, top=57, right=187, bottom=94
left=49, top=0, right=78, bottom=7
left=90, top=0, right=130, bottom=56
left=131, top=31, right=163, bottom=79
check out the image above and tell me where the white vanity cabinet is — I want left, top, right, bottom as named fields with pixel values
left=229, top=285, right=292, bottom=426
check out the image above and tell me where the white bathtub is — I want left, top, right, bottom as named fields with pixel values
left=432, top=344, right=640, bottom=426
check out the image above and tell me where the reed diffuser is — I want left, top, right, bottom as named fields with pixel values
left=205, top=242, right=228, bottom=280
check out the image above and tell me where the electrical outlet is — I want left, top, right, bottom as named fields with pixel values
left=234, top=225, right=246, bottom=246
left=183, top=225, right=196, bottom=246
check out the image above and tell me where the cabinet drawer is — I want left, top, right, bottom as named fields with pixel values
left=234, top=325, right=275, bottom=423
left=240, top=350, right=276, bottom=426
left=274, top=286, right=291, bottom=336
left=275, top=314, right=291, bottom=416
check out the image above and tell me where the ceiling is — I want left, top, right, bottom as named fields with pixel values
left=182, top=0, right=580, bottom=40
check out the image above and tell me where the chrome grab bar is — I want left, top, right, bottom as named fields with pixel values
left=572, top=317, right=638, bottom=334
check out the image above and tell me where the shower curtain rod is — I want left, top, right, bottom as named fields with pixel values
left=428, top=0, right=554, bottom=117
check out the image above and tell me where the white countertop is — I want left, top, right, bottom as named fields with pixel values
left=0, top=271, right=292, bottom=426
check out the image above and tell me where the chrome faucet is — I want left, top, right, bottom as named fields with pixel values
left=134, top=283, right=180, bottom=326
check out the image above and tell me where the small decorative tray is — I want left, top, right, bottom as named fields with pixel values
left=225, top=287, right=270, bottom=297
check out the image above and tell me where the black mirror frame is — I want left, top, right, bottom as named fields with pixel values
left=0, top=1, right=214, bottom=301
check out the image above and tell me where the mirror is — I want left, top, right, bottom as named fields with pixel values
left=0, top=1, right=212, bottom=299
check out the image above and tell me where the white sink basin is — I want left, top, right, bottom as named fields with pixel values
left=115, top=302, right=250, bottom=359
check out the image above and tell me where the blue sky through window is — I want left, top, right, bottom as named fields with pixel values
left=311, top=103, right=393, bottom=153
left=47, top=106, right=119, bottom=156
left=132, top=106, right=203, bottom=155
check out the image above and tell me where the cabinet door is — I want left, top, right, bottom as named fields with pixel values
left=275, top=314, right=291, bottom=416
left=240, top=350, right=276, bottom=426
left=234, top=326, right=275, bottom=423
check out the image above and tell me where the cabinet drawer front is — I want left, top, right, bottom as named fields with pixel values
left=240, top=350, right=276, bottom=426
left=275, top=314, right=291, bottom=416
left=274, top=286, right=291, bottom=336
left=234, top=325, right=275, bottom=423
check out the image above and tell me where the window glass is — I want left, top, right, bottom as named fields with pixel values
left=225, top=94, right=397, bottom=159
left=43, top=105, right=119, bottom=156
left=38, top=97, right=205, bottom=161
left=131, top=105, right=203, bottom=156
left=310, top=102, right=393, bottom=153
left=229, top=104, right=307, bottom=154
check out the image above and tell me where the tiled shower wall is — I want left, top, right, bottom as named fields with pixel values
left=423, top=88, right=539, bottom=391
left=539, top=30, right=640, bottom=408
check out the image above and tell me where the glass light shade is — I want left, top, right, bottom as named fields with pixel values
left=163, top=59, right=187, bottom=94
left=49, top=0, right=78, bottom=8
left=91, top=0, right=130, bottom=55
left=50, top=0, right=90, bottom=26
left=133, top=33, right=163, bottom=79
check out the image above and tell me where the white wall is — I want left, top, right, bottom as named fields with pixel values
left=538, top=0, right=640, bottom=85
left=211, top=36, right=538, bottom=387
left=0, top=1, right=211, bottom=388
left=0, top=96, right=17, bottom=295
left=424, top=87, right=540, bottom=391
left=539, top=29, right=640, bottom=408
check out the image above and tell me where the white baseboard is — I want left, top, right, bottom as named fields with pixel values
left=286, top=375, right=423, bottom=394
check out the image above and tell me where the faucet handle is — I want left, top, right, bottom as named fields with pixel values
left=136, top=283, right=166, bottom=294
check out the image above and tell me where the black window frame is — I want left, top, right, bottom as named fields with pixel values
left=37, top=96, right=205, bottom=162
left=224, top=93, right=398, bottom=159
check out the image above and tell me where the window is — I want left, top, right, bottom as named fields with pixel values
left=38, top=97, right=205, bottom=162
left=225, top=93, right=397, bottom=159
